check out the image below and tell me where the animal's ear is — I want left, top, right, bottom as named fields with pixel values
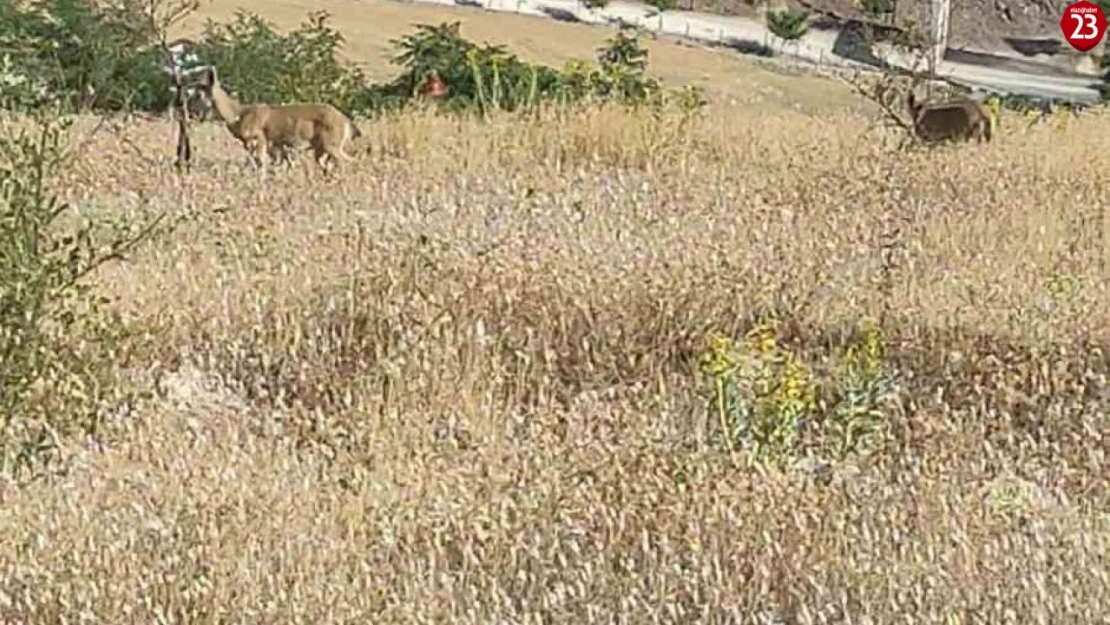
left=205, top=66, right=219, bottom=87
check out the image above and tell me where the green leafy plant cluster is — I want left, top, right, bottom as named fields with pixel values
left=766, top=8, right=811, bottom=41
left=826, top=320, right=898, bottom=459
left=374, top=22, right=682, bottom=114
left=0, top=114, right=165, bottom=476
left=0, top=0, right=703, bottom=119
left=857, top=0, right=894, bottom=22
left=644, top=0, right=677, bottom=12
left=191, top=10, right=380, bottom=116
left=700, top=320, right=815, bottom=465
left=0, top=0, right=171, bottom=112
left=698, top=318, right=899, bottom=467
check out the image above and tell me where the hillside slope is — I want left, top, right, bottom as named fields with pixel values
left=175, top=0, right=868, bottom=114
left=689, top=0, right=1073, bottom=54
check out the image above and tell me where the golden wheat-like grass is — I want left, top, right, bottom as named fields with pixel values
left=1, top=103, right=1108, bottom=623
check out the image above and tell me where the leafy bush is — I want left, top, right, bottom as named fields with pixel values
left=192, top=10, right=378, bottom=115
left=0, top=0, right=708, bottom=120
left=858, top=0, right=894, bottom=21
left=699, top=318, right=899, bottom=466
left=826, top=321, right=898, bottom=458
left=0, top=0, right=699, bottom=119
left=644, top=0, right=677, bottom=11
left=380, top=22, right=564, bottom=114
left=593, top=29, right=663, bottom=104
left=0, top=114, right=164, bottom=476
left=377, top=22, right=673, bottom=114
left=699, top=320, right=815, bottom=465
left=186, top=16, right=676, bottom=118
left=0, top=54, right=51, bottom=110
left=766, top=8, right=811, bottom=41
left=0, top=0, right=170, bottom=112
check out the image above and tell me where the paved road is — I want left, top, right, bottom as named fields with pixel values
left=404, top=0, right=1104, bottom=103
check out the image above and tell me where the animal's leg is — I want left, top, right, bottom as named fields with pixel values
left=321, top=140, right=354, bottom=176
left=270, top=145, right=288, bottom=171
left=245, top=136, right=270, bottom=177
left=333, top=146, right=354, bottom=162
left=274, top=144, right=299, bottom=168
left=971, top=120, right=984, bottom=143
left=310, top=135, right=347, bottom=177
left=311, top=143, right=334, bottom=178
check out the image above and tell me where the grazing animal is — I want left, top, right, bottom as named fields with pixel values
left=198, top=66, right=363, bottom=173
left=906, top=90, right=995, bottom=144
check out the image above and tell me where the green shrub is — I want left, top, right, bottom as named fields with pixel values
left=0, top=0, right=170, bottom=112
left=826, top=321, right=898, bottom=458
left=0, top=54, right=51, bottom=111
left=193, top=10, right=377, bottom=115
left=593, top=29, right=663, bottom=106
left=0, top=0, right=704, bottom=119
left=644, top=0, right=677, bottom=11
left=382, top=21, right=563, bottom=114
left=699, top=319, right=900, bottom=467
left=766, top=8, right=811, bottom=41
left=699, top=319, right=815, bottom=466
left=858, top=0, right=894, bottom=21
left=0, top=114, right=165, bottom=476
left=378, top=22, right=673, bottom=114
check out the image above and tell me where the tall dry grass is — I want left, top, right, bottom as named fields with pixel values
left=1, top=103, right=1108, bottom=623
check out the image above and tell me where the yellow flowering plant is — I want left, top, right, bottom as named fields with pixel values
left=699, top=317, right=816, bottom=466
left=827, top=319, right=899, bottom=458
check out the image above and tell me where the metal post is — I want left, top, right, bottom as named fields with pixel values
left=926, top=0, right=950, bottom=77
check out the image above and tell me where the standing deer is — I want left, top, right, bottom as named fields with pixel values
left=906, top=90, right=995, bottom=144
left=197, top=66, right=363, bottom=174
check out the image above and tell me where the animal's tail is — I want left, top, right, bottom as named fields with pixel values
left=341, top=108, right=363, bottom=139
left=335, top=106, right=363, bottom=142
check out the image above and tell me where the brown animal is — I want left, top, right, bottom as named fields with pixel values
left=906, top=90, right=995, bottom=144
left=198, top=66, right=363, bottom=173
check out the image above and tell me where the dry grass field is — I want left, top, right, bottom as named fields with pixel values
left=0, top=99, right=1107, bottom=622
left=0, top=1, right=1109, bottom=621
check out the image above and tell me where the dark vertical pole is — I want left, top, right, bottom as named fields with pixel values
left=173, top=68, right=192, bottom=172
